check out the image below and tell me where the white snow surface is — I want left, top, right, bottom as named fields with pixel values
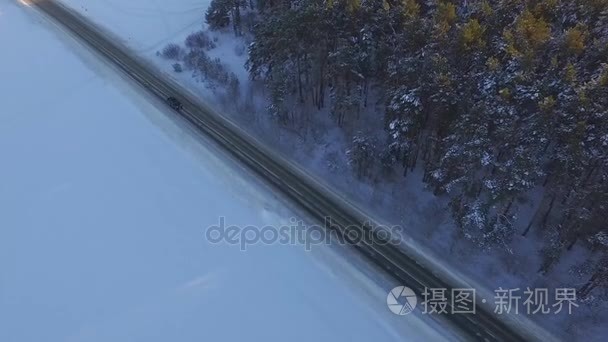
left=0, top=1, right=448, bottom=341
left=59, top=0, right=250, bottom=85
left=59, top=0, right=208, bottom=52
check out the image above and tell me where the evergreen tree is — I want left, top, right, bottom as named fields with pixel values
left=245, top=0, right=608, bottom=297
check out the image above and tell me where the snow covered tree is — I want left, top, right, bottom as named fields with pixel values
left=579, top=253, right=608, bottom=299
left=205, top=0, right=231, bottom=30
left=161, top=43, right=182, bottom=59
left=185, top=31, right=216, bottom=50
left=244, top=0, right=608, bottom=275
left=346, top=133, right=376, bottom=179
left=206, top=0, right=248, bottom=35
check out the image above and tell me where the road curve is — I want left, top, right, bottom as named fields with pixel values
left=28, top=1, right=547, bottom=341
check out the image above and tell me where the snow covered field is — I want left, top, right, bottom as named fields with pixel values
left=0, top=1, right=451, bottom=341
left=57, top=0, right=207, bottom=50
left=59, top=0, right=251, bottom=91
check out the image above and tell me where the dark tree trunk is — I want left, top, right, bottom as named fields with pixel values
left=543, top=172, right=551, bottom=186
left=297, top=57, right=304, bottom=103
left=232, top=2, right=242, bottom=36
left=583, top=162, right=598, bottom=185
left=539, top=195, right=557, bottom=229
left=523, top=195, right=554, bottom=236
left=566, top=236, right=578, bottom=251
left=503, top=199, right=514, bottom=216
left=579, top=272, right=599, bottom=298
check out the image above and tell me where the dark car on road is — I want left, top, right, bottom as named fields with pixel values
left=167, top=96, right=183, bottom=111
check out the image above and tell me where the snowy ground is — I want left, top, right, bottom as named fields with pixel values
left=0, top=1, right=451, bottom=341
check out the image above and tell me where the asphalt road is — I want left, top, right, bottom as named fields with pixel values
left=27, top=1, right=546, bottom=340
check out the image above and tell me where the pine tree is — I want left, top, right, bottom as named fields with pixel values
left=347, top=133, right=376, bottom=178
left=244, top=0, right=608, bottom=298
left=206, top=0, right=231, bottom=30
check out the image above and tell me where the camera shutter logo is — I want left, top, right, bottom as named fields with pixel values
left=387, top=286, right=417, bottom=315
